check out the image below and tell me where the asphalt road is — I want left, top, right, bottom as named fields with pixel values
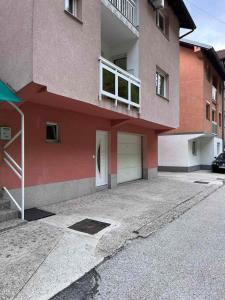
left=52, top=185, right=225, bottom=300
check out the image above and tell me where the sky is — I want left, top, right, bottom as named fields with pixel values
left=182, top=0, right=225, bottom=50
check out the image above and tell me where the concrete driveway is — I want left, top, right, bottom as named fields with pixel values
left=1, top=172, right=224, bottom=300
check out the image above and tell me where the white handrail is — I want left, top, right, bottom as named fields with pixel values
left=99, top=56, right=141, bottom=84
left=4, top=151, right=22, bottom=172
left=108, top=0, right=137, bottom=25
left=3, top=186, right=22, bottom=211
left=99, top=56, right=141, bottom=109
left=2, top=101, right=25, bottom=220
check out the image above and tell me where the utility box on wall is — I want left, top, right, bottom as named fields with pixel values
left=0, top=127, right=11, bottom=141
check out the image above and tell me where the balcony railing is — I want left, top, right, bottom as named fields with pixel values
left=108, top=0, right=137, bottom=26
left=212, top=121, right=218, bottom=135
left=99, top=56, right=141, bottom=110
left=212, top=86, right=217, bottom=102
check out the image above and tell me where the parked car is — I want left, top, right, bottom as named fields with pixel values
left=212, top=153, right=225, bottom=172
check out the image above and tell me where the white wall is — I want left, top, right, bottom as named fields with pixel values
left=213, top=137, right=223, bottom=157
left=101, top=40, right=139, bottom=77
left=158, top=135, right=189, bottom=167
left=159, top=134, right=223, bottom=168
left=188, top=138, right=201, bottom=167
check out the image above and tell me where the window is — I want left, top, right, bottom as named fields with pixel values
left=46, top=123, right=59, bottom=143
left=156, top=69, right=168, bottom=98
left=65, top=0, right=78, bottom=17
left=192, top=141, right=197, bottom=156
left=156, top=10, right=169, bottom=37
left=205, top=63, right=211, bottom=82
left=217, top=142, right=221, bottom=155
left=206, top=103, right=210, bottom=120
left=212, top=109, right=216, bottom=122
left=219, top=113, right=222, bottom=127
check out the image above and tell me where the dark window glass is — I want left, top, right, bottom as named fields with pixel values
left=206, top=103, right=210, bottom=120
left=219, top=113, right=222, bottom=127
left=46, top=124, right=58, bottom=142
left=114, top=57, right=127, bottom=71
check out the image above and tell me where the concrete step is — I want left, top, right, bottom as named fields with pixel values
left=0, top=209, right=18, bottom=223
left=0, top=199, right=10, bottom=210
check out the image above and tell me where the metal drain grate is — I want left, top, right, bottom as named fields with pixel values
left=194, top=181, right=209, bottom=184
left=68, top=218, right=110, bottom=235
left=19, top=207, right=56, bottom=222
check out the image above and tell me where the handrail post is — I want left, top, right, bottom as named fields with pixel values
left=5, top=101, right=25, bottom=220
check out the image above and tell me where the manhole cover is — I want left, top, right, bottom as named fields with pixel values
left=68, top=218, right=110, bottom=235
left=194, top=181, right=209, bottom=184
left=19, top=207, right=56, bottom=221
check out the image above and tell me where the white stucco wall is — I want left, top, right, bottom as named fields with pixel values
left=158, top=135, right=189, bottom=167
left=159, top=134, right=223, bottom=168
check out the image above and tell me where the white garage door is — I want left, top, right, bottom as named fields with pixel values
left=117, top=133, right=142, bottom=184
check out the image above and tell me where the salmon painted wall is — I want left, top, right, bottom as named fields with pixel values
left=171, top=46, right=223, bottom=138
left=203, top=56, right=223, bottom=138
left=171, top=46, right=204, bottom=134
left=0, top=102, right=158, bottom=189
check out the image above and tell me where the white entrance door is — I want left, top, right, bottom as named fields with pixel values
left=96, top=131, right=108, bottom=187
left=117, top=133, right=142, bottom=184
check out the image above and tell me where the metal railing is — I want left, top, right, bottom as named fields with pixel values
left=2, top=102, right=25, bottom=220
left=212, top=121, right=218, bottom=135
left=99, top=56, right=141, bottom=110
left=108, top=0, right=137, bottom=26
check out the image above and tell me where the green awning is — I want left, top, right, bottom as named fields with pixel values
left=0, top=81, right=21, bottom=103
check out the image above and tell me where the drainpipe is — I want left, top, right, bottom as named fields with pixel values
left=179, top=29, right=195, bottom=40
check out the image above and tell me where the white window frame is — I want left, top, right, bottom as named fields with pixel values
left=217, top=142, right=221, bottom=155
left=65, top=0, right=78, bottom=17
left=156, top=69, right=168, bottom=99
left=192, top=141, right=197, bottom=156
left=46, top=122, right=59, bottom=143
left=212, top=108, right=216, bottom=123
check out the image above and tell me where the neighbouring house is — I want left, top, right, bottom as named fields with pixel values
left=217, top=50, right=225, bottom=68
left=159, top=39, right=225, bottom=172
left=0, top=0, right=195, bottom=219
left=217, top=49, right=225, bottom=143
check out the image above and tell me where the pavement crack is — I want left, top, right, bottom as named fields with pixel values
left=12, top=233, right=64, bottom=300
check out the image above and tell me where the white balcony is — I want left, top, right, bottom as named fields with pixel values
left=108, top=0, right=137, bottom=26
left=101, top=0, right=139, bottom=40
left=212, top=86, right=217, bottom=102
left=99, top=56, right=141, bottom=110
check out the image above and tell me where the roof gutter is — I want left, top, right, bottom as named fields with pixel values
left=179, top=29, right=195, bottom=40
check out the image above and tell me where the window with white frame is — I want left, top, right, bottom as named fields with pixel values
left=217, top=142, right=221, bottom=155
left=212, top=109, right=216, bottom=122
left=192, top=141, right=197, bottom=156
left=156, top=10, right=169, bottom=38
left=46, top=122, right=59, bottom=143
left=65, top=0, right=78, bottom=17
left=156, top=10, right=165, bottom=33
left=156, top=69, right=168, bottom=98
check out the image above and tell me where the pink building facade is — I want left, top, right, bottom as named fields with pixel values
left=0, top=0, right=195, bottom=208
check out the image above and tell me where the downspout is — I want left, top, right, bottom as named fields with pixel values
left=179, top=29, right=194, bottom=40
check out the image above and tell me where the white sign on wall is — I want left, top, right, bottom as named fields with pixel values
left=0, top=127, right=11, bottom=141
